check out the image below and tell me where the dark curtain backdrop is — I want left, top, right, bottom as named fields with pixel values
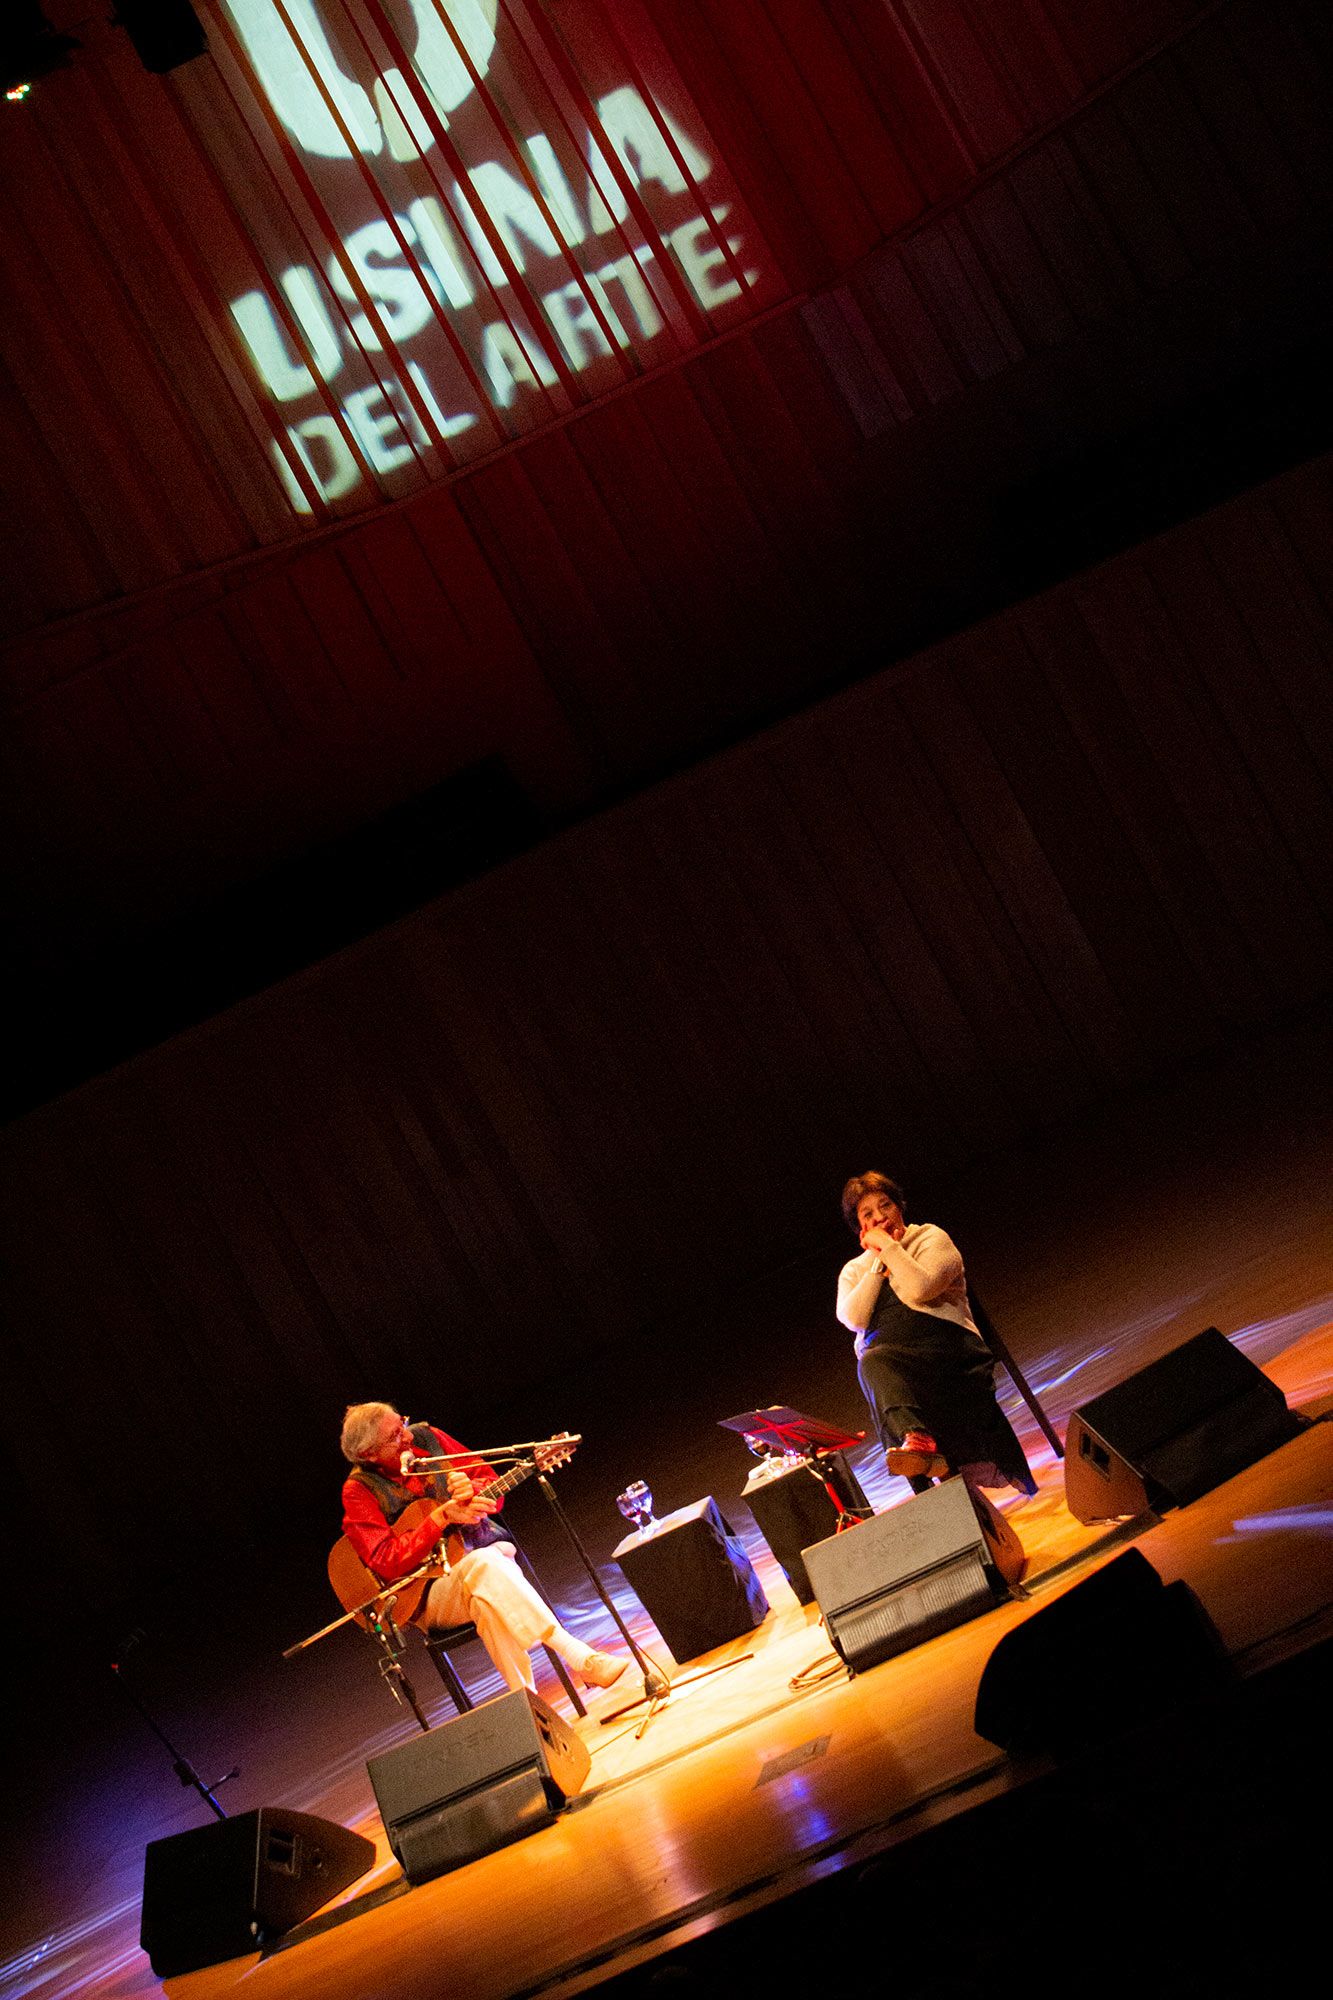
left=6, top=1, right=1331, bottom=982
left=4, top=459, right=1330, bottom=1595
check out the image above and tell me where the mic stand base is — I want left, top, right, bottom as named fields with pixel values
left=535, top=1472, right=669, bottom=1708
left=599, top=1651, right=754, bottom=1735
left=535, top=1472, right=756, bottom=1739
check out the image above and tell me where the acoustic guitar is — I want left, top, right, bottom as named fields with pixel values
left=327, top=1436, right=577, bottom=1632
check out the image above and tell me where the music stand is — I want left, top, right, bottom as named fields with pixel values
left=723, top=1407, right=871, bottom=1690
left=720, top=1406, right=874, bottom=1530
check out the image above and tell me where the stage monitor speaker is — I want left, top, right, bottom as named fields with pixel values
left=803, top=1477, right=1026, bottom=1674
left=1064, top=1326, right=1303, bottom=1523
left=140, top=1807, right=374, bottom=1977
left=367, top=1687, right=590, bottom=1884
left=974, top=1548, right=1232, bottom=1757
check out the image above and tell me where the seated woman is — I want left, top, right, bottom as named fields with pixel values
left=837, top=1172, right=1034, bottom=1496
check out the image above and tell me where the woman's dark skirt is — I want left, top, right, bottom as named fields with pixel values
left=857, top=1301, right=1035, bottom=1494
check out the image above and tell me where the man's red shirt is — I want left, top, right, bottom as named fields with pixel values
left=340, top=1426, right=500, bottom=1581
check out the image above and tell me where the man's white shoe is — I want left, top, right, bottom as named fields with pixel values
left=579, top=1650, right=629, bottom=1689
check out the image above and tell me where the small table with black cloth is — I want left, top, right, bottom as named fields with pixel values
left=612, top=1498, right=769, bottom=1662
left=742, top=1451, right=870, bottom=1605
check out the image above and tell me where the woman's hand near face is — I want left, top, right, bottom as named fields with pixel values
left=861, top=1223, right=901, bottom=1256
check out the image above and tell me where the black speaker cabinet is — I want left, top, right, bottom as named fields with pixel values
left=974, top=1548, right=1232, bottom=1757
left=367, top=1687, right=590, bottom=1884
left=803, top=1477, right=1026, bottom=1674
left=1064, top=1326, right=1303, bottom=1523
left=140, top=1807, right=374, bottom=1977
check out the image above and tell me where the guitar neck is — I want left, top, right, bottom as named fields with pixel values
left=442, top=1449, right=573, bottom=1562
left=480, top=1459, right=538, bottom=1505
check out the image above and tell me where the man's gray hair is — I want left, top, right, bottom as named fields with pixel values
left=340, top=1401, right=397, bottom=1464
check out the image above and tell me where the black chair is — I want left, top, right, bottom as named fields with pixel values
left=966, top=1284, right=1057, bottom=1488
left=421, top=1538, right=587, bottom=1720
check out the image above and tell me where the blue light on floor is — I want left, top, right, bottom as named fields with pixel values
left=1215, top=1502, right=1333, bottom=1544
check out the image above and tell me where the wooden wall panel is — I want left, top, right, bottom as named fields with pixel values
left=1, top=0, right=1222, bottom=633
left=4, top=2, right=1328, bottom=991
left=3, top=461, right=1330, bottom=1593
left=7, top=1, right=1328, bottom=983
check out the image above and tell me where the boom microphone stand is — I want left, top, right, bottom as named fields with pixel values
left=402, top=1432, right=676, bottom=1717
left=111, top=1637, right=239, bottom=1819
left=534, top=1465, right=758, bottom=1738
left=530, top=1462, right=671, bottom=1716
left=283, top=1556, right=448, bottom=1734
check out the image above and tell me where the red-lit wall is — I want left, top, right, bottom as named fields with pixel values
left=4, top=0, right=1208, bottom=616
left=6, top=2, right=1328, bottom=969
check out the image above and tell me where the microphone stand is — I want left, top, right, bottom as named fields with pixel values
left=283, top=1554, right=449, bottom=1735
left=533, top=1466, right=755, bottom=1738
left=404, top=1436, right=581, bottom=1474
left=531, top=1463, right=670, bottom=1714
left=364, top=1600, right=433, bottom=1733
left=110, top=1660, right=238, bottom=1820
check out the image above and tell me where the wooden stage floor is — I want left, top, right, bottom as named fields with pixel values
left=3, top=1015, right=1332, bottom=2000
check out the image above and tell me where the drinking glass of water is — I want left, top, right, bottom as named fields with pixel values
left=616, top=1480, right=656, bottom=1531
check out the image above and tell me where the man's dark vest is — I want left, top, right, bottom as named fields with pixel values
left=348, top=1423, right=450, bottom=1520
left=349, top=1423, right=507, bottom=1549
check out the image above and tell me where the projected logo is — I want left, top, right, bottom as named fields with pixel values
left=220, top=0, right=764, bottom=513
left=227, top=0, right=498, bottom=159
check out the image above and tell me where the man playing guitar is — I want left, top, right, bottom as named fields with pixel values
left=339, top=1402, right=627, bottom=1693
